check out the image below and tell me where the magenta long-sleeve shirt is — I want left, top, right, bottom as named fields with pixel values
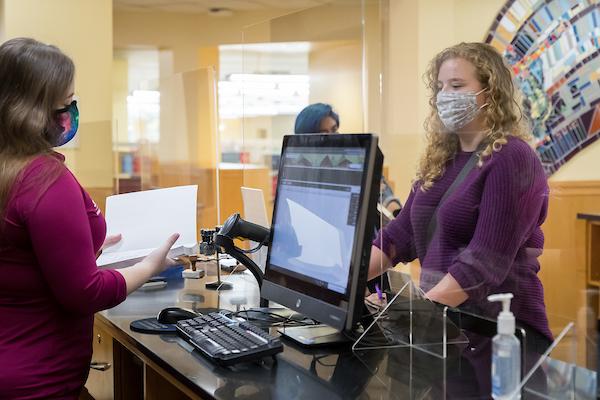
left=374, top=137, right=552, bottom=341
left=0, top=154, right=127, bottom=399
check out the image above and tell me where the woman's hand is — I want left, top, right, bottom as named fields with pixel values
left=139, top=233, right=180, bottom=275
left=102, top=234, right=122, bottom=250
left=114, top=233, right=180, bottom=295
left=424, top=273, right=468, bottom=307
left=367, top=246, right=393, bottom=281
left=96, top=234, right=122, bottom=259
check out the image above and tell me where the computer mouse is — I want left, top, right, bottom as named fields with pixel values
left=156, top=307, right=198, bottom=324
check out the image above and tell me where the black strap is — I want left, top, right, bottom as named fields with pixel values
left=425, top=145, right=484, bottom=251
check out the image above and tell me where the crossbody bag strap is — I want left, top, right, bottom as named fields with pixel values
left=425, top=144, right=485, bottom=251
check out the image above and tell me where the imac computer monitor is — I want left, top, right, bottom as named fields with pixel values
left=262, top=133, right=383, bottom=333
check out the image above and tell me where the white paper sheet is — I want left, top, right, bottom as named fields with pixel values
left=97, top=185, right=198, bottom=268
left=241, top=187, right=269, bottom=227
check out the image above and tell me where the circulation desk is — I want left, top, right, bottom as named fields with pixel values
left=85, top=264, right=594, bottom=399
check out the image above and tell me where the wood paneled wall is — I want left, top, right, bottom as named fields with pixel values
left=539, top=180, right=600, bottom=367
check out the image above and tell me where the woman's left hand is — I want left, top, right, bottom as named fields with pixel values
left=102, top=234, right=122, bottom=250
left=96, top=234, right=122, bottom=259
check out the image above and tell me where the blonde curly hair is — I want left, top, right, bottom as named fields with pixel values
left=417, top=42, right=531, bottom=190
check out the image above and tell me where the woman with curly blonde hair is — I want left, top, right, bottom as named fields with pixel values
left=368, top=42, right=552, bottom=350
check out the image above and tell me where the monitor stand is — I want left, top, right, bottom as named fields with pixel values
left=276, top=304, right=376, bottom=347
left=235, top=306, right=349, bottom=346
left=277, top=324, right=349, bottom=346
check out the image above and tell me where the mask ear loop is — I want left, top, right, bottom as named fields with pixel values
left=476, top=88, right=490, bottom=110
left=478, top=88, right=495, bottom=159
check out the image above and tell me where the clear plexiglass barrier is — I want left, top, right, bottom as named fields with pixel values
left=233, top=2, right=595, bottom=399
left=112, top=1, right=597, bottom=397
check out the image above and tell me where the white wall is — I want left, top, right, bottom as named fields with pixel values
left=549, top=140, right=600, bottom=181
left=381, top=0, right=507, bottom=200
left=2, top=0, right=114, bottom=187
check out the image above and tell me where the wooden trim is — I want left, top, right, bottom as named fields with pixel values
left=86, top=323, right=115, bottom=399
left=95, top=316, right=206, bottom=400
left=540, top=179, right=600, bottom=367
left=548, top=180, right=600, bottom=196
left=113, top=340, right=143, bottom=400
left=549, top=180, right=600, bottom=188
left=145, top=366, right=203, bottom=400
left=587, top=221, right=600, bottom=286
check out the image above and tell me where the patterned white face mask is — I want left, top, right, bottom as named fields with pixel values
left=436, top=88, right=488, bottom=132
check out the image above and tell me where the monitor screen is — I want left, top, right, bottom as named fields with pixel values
left=268, top=146, right=365, bottom=295
left=262, top=134, right=382, bottom=331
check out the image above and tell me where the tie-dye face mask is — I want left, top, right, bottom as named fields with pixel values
left=54, top=100, right=79, bottom=146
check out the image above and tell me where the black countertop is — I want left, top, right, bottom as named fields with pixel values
left=99, top=266, right=594, bottom=400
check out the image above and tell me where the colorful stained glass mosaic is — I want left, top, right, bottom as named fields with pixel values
left=486, top=0, right=600, bottom=174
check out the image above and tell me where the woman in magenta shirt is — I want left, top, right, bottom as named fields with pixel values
left=0, top=38, right=179, bottom=399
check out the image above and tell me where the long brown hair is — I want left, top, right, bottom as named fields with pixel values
left=0, top=38, right=75, bottom=219
left=417, top=42, right=531, bottom=190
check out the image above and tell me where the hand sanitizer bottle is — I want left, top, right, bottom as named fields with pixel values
left=488, top=293, right=521, bottom=399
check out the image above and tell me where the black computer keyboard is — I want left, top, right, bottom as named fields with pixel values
left=176, top=312, right=283, bottom=366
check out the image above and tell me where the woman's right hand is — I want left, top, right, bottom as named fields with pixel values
left=116, top=233, right=181, bottom=295
left=140, top=233, right=180, bottom=275
left=367, top=246, right=393, bottom=281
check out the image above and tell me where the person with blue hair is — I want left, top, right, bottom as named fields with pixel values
left=294, top=103, right=339, bottom=134
left=294, top=103, right=402, bottom=216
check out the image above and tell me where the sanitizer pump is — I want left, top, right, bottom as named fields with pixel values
left=487, top=293, right=521, bottom=400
